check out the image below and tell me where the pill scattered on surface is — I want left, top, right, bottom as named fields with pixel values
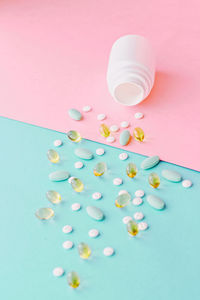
left=103, top=247, right=114, bottom=257
left=68, top=108, right=82, bottom=121
left=161, top=169, right=182, bottom=182
left=135, top=190, right=145, bottom=198
left=75, top=148, right=93, bottom=160
left=53, top=139, right=63, bottom=147
left=119, top=153, right=128, bottom=160
left=88, top=229, right=99, bottom=238
left=110, top=125, right=119, bottom=132
left=113, top=178, right=123, bottom=186
left=126, top=162, right=138, bottom=178
left=46, top=190, right=61, bottom=204
left=120, top=121, right=130, bottom=128
left=182, top=179, right=192, bottom=188
left=92, top=192, right=102, bottom=200
left=133, top=212, right=144, bottom=221
left=118, top=190, right=128, bottom=195
left=82, top=105, right=92, bottom=112
left=134, top=112, right=144, bottom=119
left=99, top=123, right=110, bottom=137
left=35, top=207, right=54, bottom=220
left=62, top=225, right=73, bottom=234
left=62, top=240, right=74, bottom=250
left=138, top=221, right=148, bottom=231
left=106, top=136, right=115, bottom=143
left=47, top=149, right=60, bottom=163
left=71, top=203, right=81, bottom=211
left=71, top=178, right=84, bottom=192
left=119, top=130, right=131, bottom=146
left=52, top=267, right=64, bottom=277
left=86, top=206, right=104, bottom=221
left=93, top=162, right=107, bottom=176
left=147, top=195, right=165, bottom=210
left=127, top=220, right=139, bottom=236
left=115, top=193, right=131, bottom=208
left=122, top=216, right=132, bottom=224
left=141, top=155, right=160, bottom=170
left=67, top=271, right=80, bottom=289
left=97, top=114, right=106, bottom=121
left=68, top=176, right=75, bottom=184
left=133, top=127, right=145, bottom=142
left=78, top=242, right=91, bottom=259
left=132, top=197, right=143, bottom=206
left=66, top=130, right=82, bottom=142
left=74, top=161, right=84, bottom=169
left=49, top=170, right=70, bottom=182
left=96, top=148, right=105, bottom=156
left=148, top=172, right=160, bottom=188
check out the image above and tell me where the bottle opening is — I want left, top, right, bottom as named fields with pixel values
left=114, top=82, right=144, bottom=106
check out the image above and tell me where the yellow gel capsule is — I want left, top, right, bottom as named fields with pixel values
left=78, top=242, right=91, bottom=259
left=126, top=162, right=138, bottom=178
left=46, top=190, right=61, bottom=204
left=67, top=271, right=80, bottom=288
left=115, top=193, right=131, bottom=208
left=133, top=127, right=145, bottom=142
left=148, top=172, right=160, bottom=188
left=127, top=220, right=139, bottom=236
left=47, top=149, right=60, bottom=163
left=35, top=207, right=54, bottom=220
left=99, top=124, right=110, bottom=137
left=71, top=177, right=84, bottom=192
left=93, top=162, right=107, bottom=176
left=66, top=130, right=82, bottom=142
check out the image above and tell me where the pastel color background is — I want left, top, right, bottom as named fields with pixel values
left=0, top=0, right=200, bottom=170
left=1, top=117, right=200, bottom=300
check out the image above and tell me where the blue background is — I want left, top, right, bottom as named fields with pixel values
left=1, top=117, right=200, bottom=300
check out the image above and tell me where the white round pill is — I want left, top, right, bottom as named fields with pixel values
left=118, top=190, right=128, bottom=195
left=62, top=240, right=74, bottom=249
left=68, top=177, right=75, bottom=184
left=132, top=197, right=143, bottom=206
left=52, top=267, right=64, bottom=277
left=119, top=153, right=128, bottom=160
left=88, top=229, right=99, bottom=238
left=83, top=105, right=92, bottom=112
left=138, top=221, right=148, bottom=231
left=54, top=139, right=63, bottom=147
left=62, top=225, right=73, bottom=234
left=96, top=148, right=105, bottom=156
left=134, top=112, right=144, bottom=119
left=113, top=178, right=123, bottom=186
left=106, top=136, right=115, bottom=143
left=110, top=125, right=119, bottom=132
left=92, top=192, right=102, bottom=200
left=97, top=114, right=106, bottom=121
left=122, top=216, right=132, bottom=224
left=135, top=190, right=145, bottom=197
left=120, top=121, right=130, bottom=128
left=182, top=179, right=192, bottom=188
left=133, top=212, right=144, bottom=221
left=74, top=161, right=84, bottom=169
left=103, top=247, right=114, bottom=257
left=71, top=203, right=81, bottom=211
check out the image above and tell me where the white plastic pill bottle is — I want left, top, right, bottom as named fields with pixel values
left=107, top=35, right=155, bottom=106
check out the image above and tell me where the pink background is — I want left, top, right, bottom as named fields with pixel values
left=0, top=0, right=200, bottom=170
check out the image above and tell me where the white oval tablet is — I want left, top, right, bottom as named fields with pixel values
left=62, top=240, right=74, bottom=249
left=110, top=125, right=119, bottom=132
left=103, top=247, right=114, bottom=256
left=97, top=114, right=106, bottom=121
left=133, top=212, right=144, bottom=221
left=134, top=112, right=144, bottom=119
left=119, top=153, right=128, bottom=160
left=132, top=197, right=143, bottom=206
left=182, top=179, right=192, bottom=188
left=96, top=148, right=105, bottom=156
left=106, top=136, right=115, bottom=143
left=74, top=161, right=84, bottom=169
left=122, top=216, right=132, bottom=224
left=138, top=221, right=148, bottom=231
left=71, top=203, right=81, bottom=211
left=113, top=178, right=123, bottom=186
left=83, top=105, right=92, bottom=112
left=62, top=225, right=73, bottom=234
left=68, top=176, right=75, bottom=184
left=118, top=190, right=128, bottom=195
left=54, top=139, right=63, bottom=147
left=120, top=121, right=130, bottom=128
left=52, top=267, right=64, bottom=277
left=135, top=190, right=145, bottom=197
left=88, top=229, right=99, bottom=238
left=92, top=192, right=102, bottom=200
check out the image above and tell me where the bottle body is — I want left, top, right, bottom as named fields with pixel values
left=107, top=35, right=155, bottom=106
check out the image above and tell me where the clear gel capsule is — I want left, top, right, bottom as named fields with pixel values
left=115, top=193, right=131, bottom=208
left=46, top=190, right=61, bottom=204
left=126, top=162, right=138, bottom=178
left=127, top=220, right=139, bottom=236
left=78, top=242, right=91, bottom=259
left=66, top=130, right=82, bottom=142
left=133, top=127, right=145, bottom=142
left=93, top=162, right=107, bottom=176
left=47, top=149, right=60, bottom=163
left=99, top=124, right=110, bottom=137
left=71, top=178, right=84, bottom=192
left=35, top=207, right=54, bottom=220
left=148, top=172, right=160, bottom=188
left=67, top=271, right=80, bottom=288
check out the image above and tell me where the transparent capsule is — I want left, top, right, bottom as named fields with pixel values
left=67, top=271, right=80, bottom=288
left=148, top=172, right=160, bottom=188
left=47, top=149, right=60, bottom=163
left=93, top=162, right=107, bottom=176
left=46, top=190, right=61, bottom=204
left=66, top=130, right=82, bottom=142
left=71, top=177, right=84, bottom=192
left=115, top=193, right=131, bottom=208
left=133, top=127, right=145, bottom=142
left=127, top=220, right=139, bottom=236
left=35, top=207, right=54, bottom=220
left=78, top=242, right=91, bottom=259
left=126, top=162, right=138, bottom=178
left=99, top=124, right=110, bottom=137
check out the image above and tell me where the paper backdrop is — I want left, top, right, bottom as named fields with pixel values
left=0, top=0, right=200, bottom=170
